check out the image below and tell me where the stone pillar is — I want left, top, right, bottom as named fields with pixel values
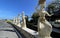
left=17, top=13, right=21, bottom=27
left=37, top=0, right=52, bottom=38
left=21, top=11, right=26, bottom=28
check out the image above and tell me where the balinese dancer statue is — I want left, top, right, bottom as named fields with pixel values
left=36, top=0, right=53, bottom=38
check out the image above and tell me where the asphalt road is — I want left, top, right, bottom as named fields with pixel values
left=0, top=21, right=22, bottom=38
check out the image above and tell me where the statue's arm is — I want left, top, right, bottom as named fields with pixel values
left=46, top=12, right=53, bottom=16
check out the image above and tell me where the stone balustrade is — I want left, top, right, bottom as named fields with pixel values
left=13, top=25, right=39, bottom=38
left=12, top=12, right=39, bottom=38
left=12, top=0, right=52, bottom=38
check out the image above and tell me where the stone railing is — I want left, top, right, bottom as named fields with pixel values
left=11, top=0, right=52, bottom=38
left=7, top=21, right=39, bottom=38
left=13, top=25, right=39, bottom=38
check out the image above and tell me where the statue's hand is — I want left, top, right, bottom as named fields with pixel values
left=46, top=13, right=54, bottom=16
left=51, top=13, right=54, bottom=16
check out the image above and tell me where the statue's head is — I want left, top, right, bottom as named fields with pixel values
left=38, top=0, right=46, bottom=5
left=37, top=0, right=46, bottom=11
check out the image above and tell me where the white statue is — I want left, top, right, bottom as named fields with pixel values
left=17, top=13, right=21, bottom=27
left=37, top=0, right=52, bottom=38
left=13, top=17, right=15, bottom=24
left=15, top=17, right=17, bottom=25
left=21, top=11, right=26, bottom=28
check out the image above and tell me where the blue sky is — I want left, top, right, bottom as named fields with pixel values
left=0, top=0, right=52, bottom=19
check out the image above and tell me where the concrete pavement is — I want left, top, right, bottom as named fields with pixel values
left=0, top=21, right=22, bottom=38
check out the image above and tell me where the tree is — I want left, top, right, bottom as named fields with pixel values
left=31, top=12, right=39, bottom=25
left=46, top=0, right=60, bottom=21
left=47, top=0, right=60, bottom=14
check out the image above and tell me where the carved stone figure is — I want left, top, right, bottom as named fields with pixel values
left=36, top=0, right=52, bottom=38
left=15, top=17, right=17, bottom=25
left=21, top=11, right=26, bottom=28
left=17, top=14, right=21, bottom=27
left=38, top=10, right=52, bottom=38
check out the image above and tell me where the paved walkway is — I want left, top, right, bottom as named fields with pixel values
left=0, top=21, right=22, bottom=38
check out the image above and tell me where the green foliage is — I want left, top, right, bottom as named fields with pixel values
left=6, top=20, right=12, bottom=23
left=32, top=13, right=39, bottom=18
left=31, top=13, right=39, bottom=25
left=48, top=4, right=55, bottom=10
left=47, top=0, right=60, bottom=14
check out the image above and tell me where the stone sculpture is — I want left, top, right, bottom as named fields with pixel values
left=15, top=17, right=17, bottom=25
left=17, top=13, right=21, bottom=27
left=36, top=0, right=52, bottom=38
left=21, top=11, right=26, bottom=28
